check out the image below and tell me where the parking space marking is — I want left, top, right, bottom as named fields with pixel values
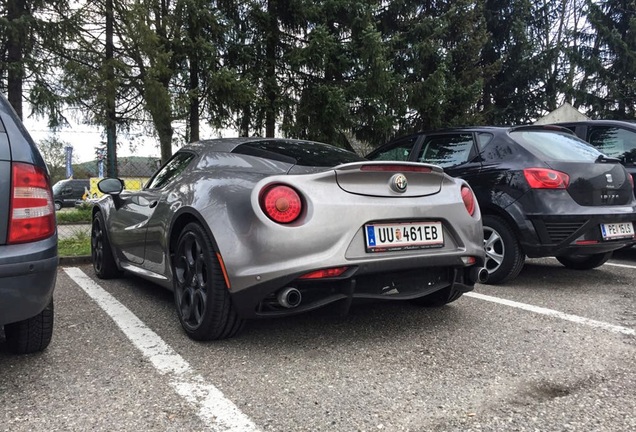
left=606, top=262, right=636, bottom=270
left=466, top=292, right=635, bottom=336
left=64, top=267, right=260, bottom=432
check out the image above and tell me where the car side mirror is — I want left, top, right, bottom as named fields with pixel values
left=98, top=178, right=124, bottom=195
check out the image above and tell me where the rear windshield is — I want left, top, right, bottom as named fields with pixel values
left=232, top=140, right=364, bottom=167
left=510, top=131, right=603, bottom=162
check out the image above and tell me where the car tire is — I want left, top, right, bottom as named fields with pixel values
left=4, top=300, right=54, bottom=354
left=556, top=252, right=612, bottom=270
left=482, top=215, right=525, bottom=284
left=54, top=201, right=62, bottom=211
left=91, top=211, right=121, bottom=279
left=412, top=286, right=463, bottom=307
left=173, top=222, right=244, bottom=340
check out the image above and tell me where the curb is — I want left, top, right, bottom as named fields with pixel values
left=59, top=255, right=92, bottom=266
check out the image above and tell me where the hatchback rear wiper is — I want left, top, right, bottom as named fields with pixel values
left=596, top=154, right=621, bottom=163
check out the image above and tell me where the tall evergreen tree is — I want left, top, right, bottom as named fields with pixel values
left=480, top=0, right=543, bottom=124
left=0, top=0, right=77, bottom=122
left=379, top=0, right=489, bottom=137
left=575, top=0, right=636, bottom=118
left=282, top=0, right=397, bottom=148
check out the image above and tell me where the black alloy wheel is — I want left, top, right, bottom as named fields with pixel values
left=91, top=212, right=120, bottom=279
left=173, top=223, right=243, bottom=340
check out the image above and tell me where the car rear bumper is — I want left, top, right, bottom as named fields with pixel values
left=521, top=213, right=636, bottom=257
left=0, top=236, right=58, bottom=326
left=230, top=261, right=483, bottom=319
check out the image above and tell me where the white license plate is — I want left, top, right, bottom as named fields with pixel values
left=365, top=222, right=444, bottom=252
left=600, top=222, right=635, bottom=240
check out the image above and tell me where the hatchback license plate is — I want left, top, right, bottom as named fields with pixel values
left=365, top=222, right=443, bottom=252
left=600, top=222, right=635, bottom=240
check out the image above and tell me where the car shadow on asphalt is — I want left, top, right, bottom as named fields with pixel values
left=117, top=269, right=470, bottom=347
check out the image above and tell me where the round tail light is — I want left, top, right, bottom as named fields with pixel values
left=461, top=185, right=476, bottom=217
left=260, top=184, right=302, bottom=224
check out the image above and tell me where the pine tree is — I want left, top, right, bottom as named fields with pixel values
left=0, top=0, right=77, bottom=122
left=575, top=0, right=636, bottom=118
left=378, top=0, right=489, bottom=136
left=480, top=0, right=543, bottom=124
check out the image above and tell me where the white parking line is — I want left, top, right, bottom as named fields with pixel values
left=606, top=262, right=636, bottom=270
left=466, top=292, right=635, bottom=336
left=64, top=267, right=260, bottom=432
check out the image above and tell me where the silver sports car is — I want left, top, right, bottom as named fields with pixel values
left=91, top=138, right=486, bottom=340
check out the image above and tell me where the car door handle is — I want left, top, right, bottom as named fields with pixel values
left=149, top=201, right=158, bottom=208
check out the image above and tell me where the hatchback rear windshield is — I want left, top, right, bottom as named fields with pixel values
left=510, top=131, right=603, bottom=162
left=233, top=140, right=364, bottom=167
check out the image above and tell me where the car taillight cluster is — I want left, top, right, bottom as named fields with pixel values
left=461, top=185, right=477, bottom=217
left=259, top=184, right=302, bottom=224
left=523, top=168, right=569, bottom=189
left=9, top=162, right=56, bottom=244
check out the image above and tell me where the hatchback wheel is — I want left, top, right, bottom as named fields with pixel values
left=556, top=252, right=612, bottom=270
left=173, top=223, right=243, bottom=340
left=482, top=215, right=525, bottom=284
left=4, top=300, right=54, bottom=354
left=54, top=201, right=62, bottom=211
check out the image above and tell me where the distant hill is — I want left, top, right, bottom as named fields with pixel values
left=73, top=156, right=160, bottom=178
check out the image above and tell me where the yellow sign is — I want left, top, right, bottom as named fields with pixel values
left=87, top=177, right=149, bottom=199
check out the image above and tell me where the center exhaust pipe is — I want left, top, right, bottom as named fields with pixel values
left=277, top=287, right=302, bottom=308
left=469, top=267, right=489, bottom=284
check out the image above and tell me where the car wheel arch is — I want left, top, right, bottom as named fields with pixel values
left=91, top=206, right=117, bottom=257
left=168, top=208, right=221, bottom=258
left=480, top=204, right=524, bottom=241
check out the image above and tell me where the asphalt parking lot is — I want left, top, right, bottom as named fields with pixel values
left=1, top=250, right=635, bottom=432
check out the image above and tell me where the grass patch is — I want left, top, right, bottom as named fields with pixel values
left=56, top=206, right=93, bottom=224
left=58, top=232, right=91, bottom=257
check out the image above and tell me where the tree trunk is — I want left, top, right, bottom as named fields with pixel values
left=264, top=0, right=279, bottom=137
left=189, top=58, right=200, bottom=142
left=149, top=93, right=174, bottom=164
left=6, top=0, right=27, bottom=118
left=188, top=8, right=200, bottom=142
left=105, top=0, right=118, bottom=177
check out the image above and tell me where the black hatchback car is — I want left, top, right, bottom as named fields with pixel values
left=0, top=93, right=57, bottom=353
left=367, top=125, right=636, bottom=284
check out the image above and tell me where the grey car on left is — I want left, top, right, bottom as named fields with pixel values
left=0, top=93, right=58, bottom=354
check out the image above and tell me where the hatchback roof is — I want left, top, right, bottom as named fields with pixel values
left=385, top=124, right=575, bottom=142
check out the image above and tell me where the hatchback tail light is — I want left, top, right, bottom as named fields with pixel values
left=9, top=162, right=56, bottom=244
left=259, top=184, right=302, bottom=224
left=461, top=185, right=476, bottom=217
left=523, top=168, right=569, bottom=189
